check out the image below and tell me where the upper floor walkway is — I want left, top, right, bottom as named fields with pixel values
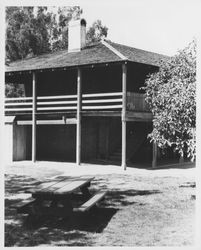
left=4, top=91, right=152, bottom=122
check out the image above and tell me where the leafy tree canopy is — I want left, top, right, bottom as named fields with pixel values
left=144, top=40, right=196, bottom=160
left=86, top=20, right=108, bottom=44
left=5, top=83, right=25, bottom=98
left=6, top=7, right=55, bottom=61
left=6, top=6, right=82, bottom=61
left=5, top=6, right=108, bottom=97
left=50, top=6, right=83, bottom=51
left=6, top=7, right=108, bottom=62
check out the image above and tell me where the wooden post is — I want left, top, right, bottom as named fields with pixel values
left=32, top=72, right=37, bottom=162
left=76, top=68, right=82, bottom=165
left=122, top=63, right=127, bottom=170
left=152, top=141, right=157, bottom=168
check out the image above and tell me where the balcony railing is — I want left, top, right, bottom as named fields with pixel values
left=4, top=92, right=150, bottom=114
left=4, top=92, right=123, bottom=114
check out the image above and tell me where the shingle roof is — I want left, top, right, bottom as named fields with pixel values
left=5, top=40, right=169, bottom=73
left=107, top=41, right=168, bottom=67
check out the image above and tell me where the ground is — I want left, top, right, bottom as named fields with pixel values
left=5, top=161, right=196, bottom=247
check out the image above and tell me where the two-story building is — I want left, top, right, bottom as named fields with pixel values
left=4, top=18, right=170, bottom=169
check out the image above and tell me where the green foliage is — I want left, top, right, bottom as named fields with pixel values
left=50, top=6, right=82, bottom=51
left=5, top=6, right=83, bottom=61
left=144, top=40, right=196, bottom=160
left=5, top=7, right=108, bottom=98
left=5, top=7, right=108, bottom=60
left=6, top=7, right=52, bottom=61
left=5, top=83, right=25, bottom=97
left=86, top=20, right=108, bottom=44
left=5, top=6, right=82, bottom=97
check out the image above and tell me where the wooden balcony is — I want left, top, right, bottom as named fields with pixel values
left=4, top=92, right=122, bottom=115
left=4, top=92, right=150, bottom=115
left=126, top=92, right=149, bottom=112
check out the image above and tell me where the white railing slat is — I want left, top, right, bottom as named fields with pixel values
left=5, top=92, right=124, bottom=112
left=83, top=92, right=122, bottom=98
left=83, top=98, right=122, bottom=104
left=37, top=106, right=77, bottom=111
left=4, top=108, right=33, bottom=111
left=37, top=100, right=77, bottom=105
left=5, top=102, right=33, bottom=106
left=37, top=95, right=77, bottom=100
left=82, top=105, right=122, bottom=110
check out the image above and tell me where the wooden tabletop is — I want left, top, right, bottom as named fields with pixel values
left=26, top=176, right=94, bottom=197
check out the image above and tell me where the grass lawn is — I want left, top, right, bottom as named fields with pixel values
left=5, top=163, right=196, bottom=246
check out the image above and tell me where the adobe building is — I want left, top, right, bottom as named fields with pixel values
left=4, top=18, right=172, bottom=169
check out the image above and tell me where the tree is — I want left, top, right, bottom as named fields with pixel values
left=6, top=7, right=59, bottom=62
left=5, top=6, right=84, bottom=60
left=5, top=84, right=25, bottom=98
left=50, top=6, right=82, bottom=51
left=86, top=20, right=108, bottom=44
left=6, top=7, right=108, bottom=60
left=5, top=6, right=82, bottom=97
left=144, top=40, right=196, bottom=160
left=5, top=7, right=108, bottom=97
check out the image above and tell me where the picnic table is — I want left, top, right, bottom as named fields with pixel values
left=14, top=176, right=106, bottom=218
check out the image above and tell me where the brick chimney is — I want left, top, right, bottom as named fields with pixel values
left=68, top=18, right=87, bottom=52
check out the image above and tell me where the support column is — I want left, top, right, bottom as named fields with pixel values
left=4, top=119, right=14, bottom=164
left=152, top=141, right=157, bottom=168
left=32, top=72, right=37, bottom=162
left=76, top=68, right=82, bottom=165
left=121, top=63, right=127, bottom=170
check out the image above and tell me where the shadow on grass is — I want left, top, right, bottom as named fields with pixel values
left=5, top=174, right=46, bottom=194
left=5, top=221, right=95, bottom=247
left=5, top=173, right=162, bottom=246
left=19, top=188, right=160, bottom=231
left=23, top=206, right=117, bottom=232
left=5, top=205, right=118, bottom=246
left=104, top=189, right=161, bottom=207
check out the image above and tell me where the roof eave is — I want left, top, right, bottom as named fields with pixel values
left=5, top=59, right=129, bottom=75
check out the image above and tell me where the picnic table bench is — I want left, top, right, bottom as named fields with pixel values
left=13, top=176, right=107, bottom=217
